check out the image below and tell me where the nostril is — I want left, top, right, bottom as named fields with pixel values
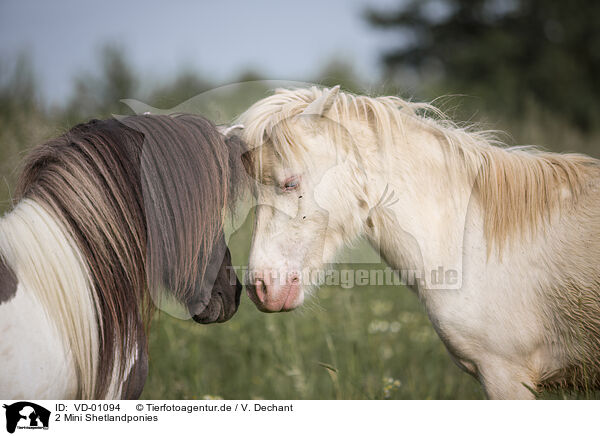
left=255, top=278, right=265, bottom=292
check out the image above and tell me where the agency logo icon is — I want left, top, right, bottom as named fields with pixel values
left=2, top=402, right=50, bottom=434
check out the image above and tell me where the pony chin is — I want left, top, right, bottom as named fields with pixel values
left=191, top=278, right=243, bottom=323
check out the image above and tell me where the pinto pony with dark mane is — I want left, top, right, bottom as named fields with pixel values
left=0, top=114, right=246, bottom=399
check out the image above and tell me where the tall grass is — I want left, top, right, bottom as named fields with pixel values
left=142, top=281, right=485, bottom=399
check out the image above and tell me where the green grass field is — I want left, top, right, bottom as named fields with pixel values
left=142, top=275, right=486, bottom=400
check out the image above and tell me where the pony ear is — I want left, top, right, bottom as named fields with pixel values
left=301, top=85, right=340, bottom=117
left=217, top=124, right=244, bottom=137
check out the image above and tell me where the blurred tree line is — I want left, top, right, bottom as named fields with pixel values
left=366, top=0, right=600, bottom=131
left=1, top=0, right=600, bottom=209
left=0, top=44, right=365, bottom=209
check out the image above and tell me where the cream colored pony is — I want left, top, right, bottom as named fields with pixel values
left=237, top=85, right=600, bottom=399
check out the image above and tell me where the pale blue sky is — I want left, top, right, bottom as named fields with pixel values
left=0, top=0, right=401, bottom=104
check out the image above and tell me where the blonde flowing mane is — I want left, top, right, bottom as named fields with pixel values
left=239, top=86, right=600, bottom=252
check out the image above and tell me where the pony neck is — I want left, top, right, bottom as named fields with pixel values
left=358, top=122, right=475, bottom=293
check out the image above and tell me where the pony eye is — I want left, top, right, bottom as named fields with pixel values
left=282, top=176, right=300, bottom=191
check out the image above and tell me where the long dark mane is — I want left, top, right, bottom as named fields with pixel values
left=15, top=114, right=246, bottom=398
